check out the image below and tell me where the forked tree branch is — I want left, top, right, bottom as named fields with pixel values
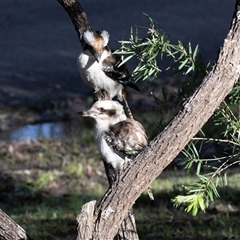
left=60, top=0, right=240, bottom=239
left=89, top=3, right=240, bottom=239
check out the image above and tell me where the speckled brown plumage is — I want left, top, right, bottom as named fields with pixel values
left=105, top=119, right=147, bottom=159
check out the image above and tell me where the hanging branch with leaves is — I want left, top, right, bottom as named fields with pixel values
left=114, top=13, right=240, bottom=216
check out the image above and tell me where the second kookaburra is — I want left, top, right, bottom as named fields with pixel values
left=77, top=30, right=139, bottom=119
left=81, top=100, right=154, bottom=200
left=81, top=100, right=147, bottom=170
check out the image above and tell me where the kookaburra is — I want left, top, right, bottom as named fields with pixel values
left=81, top=100, right=147, bottom=169
left=77, top=30, right=139, bottom=119
left=81, top=100, right=154, bottom=200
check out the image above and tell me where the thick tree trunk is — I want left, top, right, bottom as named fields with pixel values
left=79, top=2, right=240, bottom=240
left=0, top=209, right=33, bottom=240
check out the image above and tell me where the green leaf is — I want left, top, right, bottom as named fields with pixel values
left=188, top=42, right=192, bottom=55
left=178, top=58, right=189, bottom=70
left=117, top=55, right=134, bottom=67
left=196, top=161, right=202, bottom=175
left=118, top=40, right=132, bottom=44
left=223, top=172, right=228, bottom=186
left=198, top=195, right=205, bottom=212
left=193, top=44, right=199, bottom=59
left=185, top=66, right=193, bottom=75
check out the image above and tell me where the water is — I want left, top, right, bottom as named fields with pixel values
left=11, top=122, right=63, bottom=140
left=0, top=121, right=84, bottom=141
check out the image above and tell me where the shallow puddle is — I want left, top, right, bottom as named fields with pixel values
left=0, top=120, right=88, bottom=141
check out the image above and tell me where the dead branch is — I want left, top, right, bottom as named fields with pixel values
left=0, top=209, right=33, bottom=240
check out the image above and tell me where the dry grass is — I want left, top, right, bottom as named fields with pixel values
left=0, top=135, right=240, bottom=239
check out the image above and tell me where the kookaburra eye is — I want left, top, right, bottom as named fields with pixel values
left=99, top=107, right=105, bottom=112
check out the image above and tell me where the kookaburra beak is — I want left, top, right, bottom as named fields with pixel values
left=78, top=110, right=98, bottom=118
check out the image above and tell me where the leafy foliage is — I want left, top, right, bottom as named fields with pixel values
left=115, top=14, right=209, bottom=83
left=115, top=14, right=240, bottom=216
left=115, top=14, right=210, bottom=124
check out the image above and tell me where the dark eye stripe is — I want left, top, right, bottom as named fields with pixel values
left=106, top=109, right=116, bottom=116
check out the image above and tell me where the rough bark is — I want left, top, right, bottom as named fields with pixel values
left=0, top=209, right=33, bottom=240
left=57, top=0, right=240, bottom=239
left=57, top=0, right=91, bottom=45
left=103, top=161, right=139, bottom=240
left=87, top=3, right=240, bottom=240
left=76, top=201, right=96, bottom=240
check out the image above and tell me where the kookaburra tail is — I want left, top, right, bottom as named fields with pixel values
left=77, top=30, right=139, bottom=119
left=81, top=100, right=154, bottom=200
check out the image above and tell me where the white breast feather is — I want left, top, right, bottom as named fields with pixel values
left=94, top=130, right=124, bottom=170
left=77, top=50, right=123, bottom=100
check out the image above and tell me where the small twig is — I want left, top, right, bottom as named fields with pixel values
left=192, top=137, right=240, bottom=147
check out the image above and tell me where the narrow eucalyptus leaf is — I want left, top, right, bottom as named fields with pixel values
left=196, top=161, right=202, bottom=175
left=193, top=44, right=199, bottom=59
left=117, top=55, right=134, bottom=67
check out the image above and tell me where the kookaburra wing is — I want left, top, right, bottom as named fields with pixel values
left=81, top=100, right=147, bottom=170
left=105, top=119, right=147, bottom=160
left=77, top=30, right=139, bottom=118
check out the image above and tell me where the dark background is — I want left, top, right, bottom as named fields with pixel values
left=0, top=0, right=235, bottom=108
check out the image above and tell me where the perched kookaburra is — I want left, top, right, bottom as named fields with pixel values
left=81, top=100, right=154, bottom=200
left=77, top=30, right=139, bottom=119
left=81, top=100, right=147, bottom=169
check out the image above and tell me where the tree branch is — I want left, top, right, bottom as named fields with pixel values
left=57, top=1, right=140, bottom=239
left=57, top=0, right=240, bottom=239
left=0, top=209, right=33, bottom=240
left=76, top=201, right=96, bottom=240
left=91, top=4, right=240, bottom=239
left=57, top=0, right=91, bottom=45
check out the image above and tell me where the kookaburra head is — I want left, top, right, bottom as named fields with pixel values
left=83, top=30, right=110, bottom=62
left=81, top=100, right=127, bottom=131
